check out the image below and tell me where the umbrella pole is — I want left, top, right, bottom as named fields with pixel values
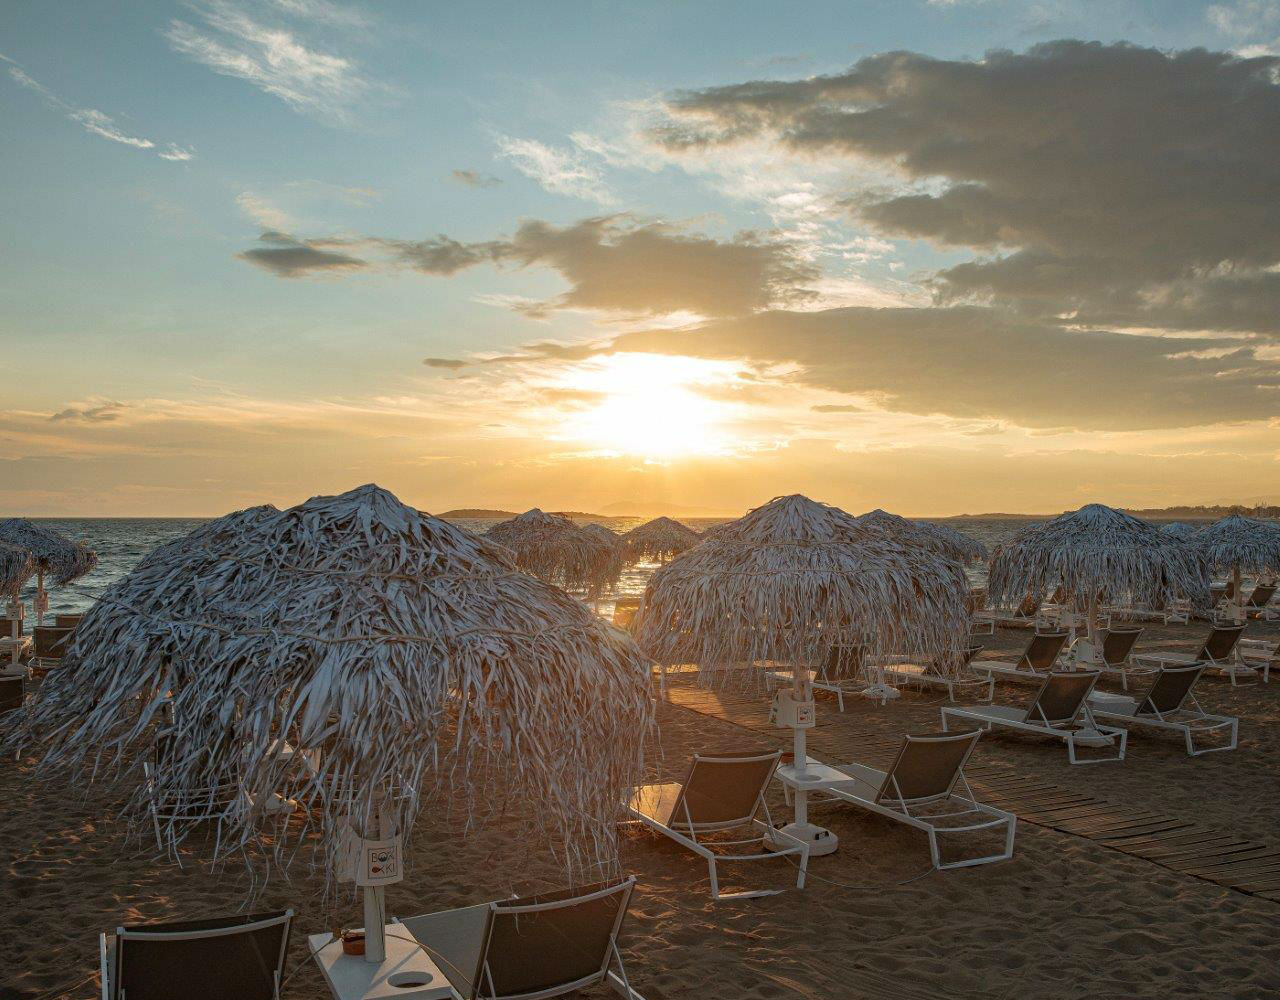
left=362, top=795, right=390, bottom=965
left=765, top=664, right=838, bottom=857
left=1233, top=564, right=1244, bottom=623
left=35, top=567, right=44, bottom=626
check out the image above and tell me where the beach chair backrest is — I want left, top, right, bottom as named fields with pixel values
left=822, top=643, right=864, bottom=681
left=1137, top=664, right=1205, bottom=716
left=673, top=751, right=780, bottom=830
left=111, top=910, right=292, bottom=1000
left=473, top=879, right=634, bottom=999
left=1200, top=624, right=1244, bottom=661
left=33, top=625, right=74, bottom=659
left=1025, top=671, right=1098, bottom=725
left=925, top=644, right=982, bottom=677
left=876, top=730, right=981, bottom=806
left=1247, top=584, right=1276, bottom=609
left=0, top=676, right=23, bottom=713
left=1017, top=592, right=1040, bottom=618
left=1101, top=626, right=1143, bottom=666
left=54, top=613, right=83, bottom=629
left=0, top=616, right=20, bottom=639
left=1021, top=631, right=1068, bottom=671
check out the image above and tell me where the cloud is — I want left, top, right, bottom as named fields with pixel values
left=811, top=404, right=861, bottom=413
left=495, top=135, right=614, bottom=204
left=49, top=400, right=129, bottom=424
left=236, top=230, right=367, bottom=277
left=653, top=41, right=1280, bottom=336
left=606, top=305, right=1280, bottom=432
left=3, top=56, right=190, bottom=160
left=165, top=1, right=375, bottom=122
left=451, top=169, right=501, bottom=188
left=423, top=357, right=467, bottom=370
left=266, top=0, right=370, bottom=28
left=242, top=214, right=817, bottom=318
left=237, top=192, right=292, bottom=230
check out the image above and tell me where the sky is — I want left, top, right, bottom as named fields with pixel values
left=3, top=0, right=1280, bottom=517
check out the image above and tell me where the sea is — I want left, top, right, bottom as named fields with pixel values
left=19, top=515, right=1041, bottom=619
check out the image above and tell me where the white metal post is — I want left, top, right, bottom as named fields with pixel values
left=361, top=796, right=389, bottom=964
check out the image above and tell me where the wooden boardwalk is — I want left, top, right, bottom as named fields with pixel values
left=666, top=682, right=1280, bottom=904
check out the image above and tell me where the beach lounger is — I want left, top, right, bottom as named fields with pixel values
left=970, top=631, right=1069, bottom=684
left=881, top=645, right=995, bottom=702
left=625, top=750, right=808, bottom=900
left=1131, top=624, right=1258, bottom=686
left=0, top=675, right=23, bottom=714
left=768, top=644, right=865, bottom=710
left=1088, top=664, right=1237, bottom=756
left=941, top=671, right=1127, bottom=765
left=1244, top=583, right=1278, bottom=621
left=54, top=613, right=84, bottom=629
left=144, top=732, right=247, bottom=861
left=31, top=624, right=73, bottom=674
left=988, top=592, right=1042, bottom=629
left=1092, top=626, right=1145, bottom=689
left=100, top=909, right=293, bottom=1000
left=397, top=878, right=645, bottom=1000
left=809, top=730, right=1016, bottom=869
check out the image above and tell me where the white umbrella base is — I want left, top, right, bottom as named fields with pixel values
left=764, top=822, right=839, bottom=857
left=860, top=683, right=901, bottom=702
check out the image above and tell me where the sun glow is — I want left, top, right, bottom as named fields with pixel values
left=554, top=353, right=742, bottom=459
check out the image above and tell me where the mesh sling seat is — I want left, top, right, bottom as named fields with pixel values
left=1093, top=626, right=1145, bottom=689
left=1244, top=583, right=1278, bottom=621
left=1132, top=624, right=1260, bottom=686
left=31, top=624, right=73, bottom=674
left=625, top=750, right=808, bottom=900
left=970, top=631, right=1069, bottom=684
left=1088, top=663, right=1237, bottom=756
left=942, top=670, right=1128, bottom=765
left=100, top=909, right=293, bottom=1000
left=881, top=645, right=995, bottom=702
left=811, top=730, right=1016, bottom=869
left=397, top=878, right=645, bottom=1000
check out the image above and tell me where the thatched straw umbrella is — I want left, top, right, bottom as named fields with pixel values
left=855, top=508, right=988, bottom=563
left=988, top=504, right=1208, bottom=657
left=5, top=485, right=653, bottom=963
left=1160, top=521, right=1199, bottom=540
left=486, top=509, right=621, bottom=598
left=633, top=494, right=968, bottom=855
left=582, top=521, right=626, bottom=590
left=0, top=543, right=36, bottom=602
left=620, top=516, right=701, bottom=565
left=0, top=518, right=98, bottom=624
left=1194, top=514, right=1280, bottom=620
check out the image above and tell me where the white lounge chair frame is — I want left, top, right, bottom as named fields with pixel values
left=625, top=750, right=808, bottom=900
left=941, top=671, right=1128, bottom=765
left=100, top=909, right=293, bottom=1000
left=1090, top=664, right=1238, bottom=757
left=970, top=631, right=1069, bottom=684
left=806, top=731, right=1015, bottom=869
left=1132, top=624, right=1261, bottom=686
left=879, top=645, right=995, bottom=702
left=397, top=879, right=644, bottom=1000
left=142, top=760, right=246, bottom=864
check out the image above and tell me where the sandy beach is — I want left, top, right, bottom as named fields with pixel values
left=4, top=614, right=1278, bottom=1000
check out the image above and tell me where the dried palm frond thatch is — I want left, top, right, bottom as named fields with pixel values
left=633, top=494, right=970, bottom=683
left=486, top=509, right=621, bottom=595
left=0, top=543, right=36, bottom=597
left=4, top=485, right=654, bottom=887
left=1160, top=521, right=1199, bottom=540
left=0, top=518, right=98, bottom=585
left=855, top=508, right=988, bottom=563
left=988, top=505, right=1209, bottom=635
left=581, top=522, right=625, bottom=589
left=1194, top=514, right=1280, bottom=578
left=620, top=516, right=702, bottom=564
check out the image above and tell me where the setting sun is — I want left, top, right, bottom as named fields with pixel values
left=553, top=353, right=742, bottom=459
